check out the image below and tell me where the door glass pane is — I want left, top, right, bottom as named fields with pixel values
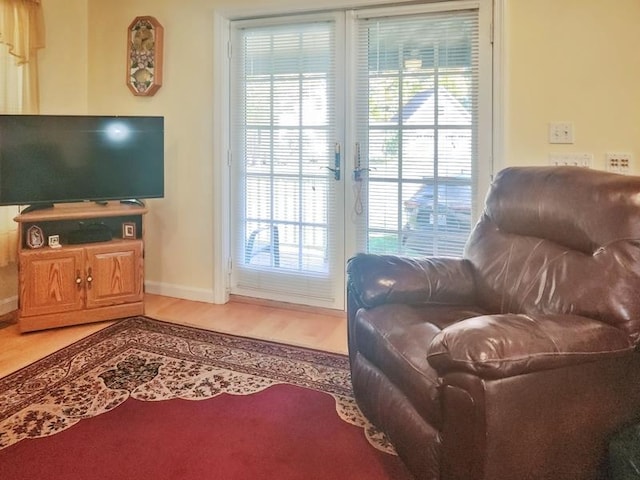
left=231, top=17, right=341, bottom=307
left=356, top=10, right=479, bottom=257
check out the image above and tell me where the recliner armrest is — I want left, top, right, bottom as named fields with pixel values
left=346, top=253, right=476, bottom=309
left=427, top=313, right=634, bottom=379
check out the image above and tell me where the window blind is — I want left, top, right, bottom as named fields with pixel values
left=230, top=18, right=341, bottom=306
left=354, top=7, right=479, bottom=257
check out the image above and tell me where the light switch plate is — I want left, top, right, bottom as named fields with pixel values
left=548, top=153, right=592, bottom=168
left=549, top=122, right=574, bottom=144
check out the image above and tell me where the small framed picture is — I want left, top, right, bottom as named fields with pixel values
left=26, top=225, right=45, bottom=249
left=48, top=235, right=61, bottom=249
left=122, top=222, right=136, bottom=239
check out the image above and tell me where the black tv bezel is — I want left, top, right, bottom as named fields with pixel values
left=0, top=114, right=165, bottom=210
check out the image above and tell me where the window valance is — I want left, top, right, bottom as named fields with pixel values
left=0, top=0, right=45, bottom=64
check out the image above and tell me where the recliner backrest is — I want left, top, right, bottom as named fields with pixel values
left=464, top=166, right=640, bottom=343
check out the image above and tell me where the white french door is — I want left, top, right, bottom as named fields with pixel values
left=228, top=1, right=492, bottom=310
left=352, top=2, right=490, bottom=258
left=230, top=14, right=345, bottom=308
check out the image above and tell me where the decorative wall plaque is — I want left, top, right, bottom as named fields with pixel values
left=127, top=16, right=164, bottom=96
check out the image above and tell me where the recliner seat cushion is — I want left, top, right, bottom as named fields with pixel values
left=353, top=303, right=487, bottom=428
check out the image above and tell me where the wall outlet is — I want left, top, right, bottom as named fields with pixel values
left=606, top=152, right=632, bottom=174
left=549, top=122, right=574, bottom=144
left=548, top=153, right=592, bottom=168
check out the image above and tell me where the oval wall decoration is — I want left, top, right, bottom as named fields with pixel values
left=127, top=16, right=164, bottom=96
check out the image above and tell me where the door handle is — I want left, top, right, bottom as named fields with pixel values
left=86, top=267, right=93, bottom=289
left=325, top=143, right=341, bottom=181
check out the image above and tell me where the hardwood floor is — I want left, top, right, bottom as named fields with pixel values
left=0, top=294, right=348, bottom=379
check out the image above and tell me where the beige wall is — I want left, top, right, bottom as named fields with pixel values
left=39, top=0, right=89, bottom=113
left=504, top=0, right=640, bottom=169
left=85, top=0, right=217, bottom=300
left=26, top=0, right=640, bottom=304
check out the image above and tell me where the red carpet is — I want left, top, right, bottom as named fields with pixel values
left=0, top=317, right=413, bottom=479
left=0, top=384, right=410, bottom=479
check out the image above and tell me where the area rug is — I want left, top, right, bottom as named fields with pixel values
left=0, top=316, right=412, bottom=479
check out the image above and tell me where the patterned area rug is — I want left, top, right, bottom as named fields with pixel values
left=0, top=316, right=393, bottom=454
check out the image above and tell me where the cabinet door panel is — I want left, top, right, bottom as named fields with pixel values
left=85, top=240, right=143, bottom=308
left=19, top=248, right=84, bottom=317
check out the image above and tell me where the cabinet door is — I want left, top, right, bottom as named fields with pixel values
left=85, top=240, right=144, bottom=309
left=19, top=248, right=85, bottom=317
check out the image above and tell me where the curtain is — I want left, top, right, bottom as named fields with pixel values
left=0, top=0, right=45, bottom=267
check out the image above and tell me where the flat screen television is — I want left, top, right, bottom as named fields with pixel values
left=0, top=114, right=164, bottom=211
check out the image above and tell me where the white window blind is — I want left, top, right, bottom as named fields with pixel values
left=354, top=7, right=479, bottom=257
left=230, top=17, right=342, bottom=306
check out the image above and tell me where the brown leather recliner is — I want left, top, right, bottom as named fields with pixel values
left=347, top=166, right=640, bottom=480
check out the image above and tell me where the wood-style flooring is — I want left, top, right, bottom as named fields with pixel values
left=0, top=294, right=348, bottom=379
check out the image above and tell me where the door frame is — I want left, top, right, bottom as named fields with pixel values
left=211, top=0, right=505, bottom=307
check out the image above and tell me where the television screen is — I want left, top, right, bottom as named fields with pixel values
left=0, top=114, right=164, bottom=208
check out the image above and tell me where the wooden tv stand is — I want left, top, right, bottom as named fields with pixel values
left=14, top=202, right=148, bottom=332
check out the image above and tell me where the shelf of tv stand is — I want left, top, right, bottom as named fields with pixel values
left=14, top=201, right=148, bottom=333
left=14, top=201, right=148, bottom=223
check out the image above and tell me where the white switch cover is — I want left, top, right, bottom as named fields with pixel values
left=548, top=153, right=592, bottom=168
left=549, top=122, right=574, bottom=144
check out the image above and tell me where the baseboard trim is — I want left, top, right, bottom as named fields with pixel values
left=230, top=294, right=345, bottom=317
left=144, top=281, right=216, bottom=304
left=0, top=296, right=18, bottom=317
